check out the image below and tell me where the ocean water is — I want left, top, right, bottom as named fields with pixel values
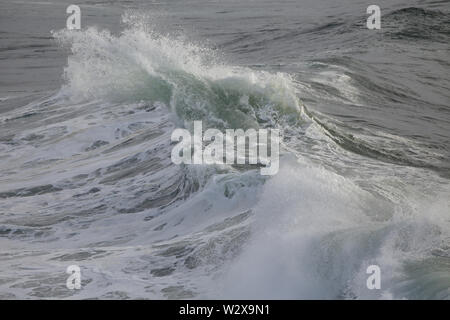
left=0, top=0, right=449, bottom=299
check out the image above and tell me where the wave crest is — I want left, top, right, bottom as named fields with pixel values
left=53, top=15, right=301, bottom=130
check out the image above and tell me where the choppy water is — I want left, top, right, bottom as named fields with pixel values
left=0, top=0, right=449, bottom=299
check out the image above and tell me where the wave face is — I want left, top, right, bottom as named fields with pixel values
left=0, top=2, right=450, bottom=299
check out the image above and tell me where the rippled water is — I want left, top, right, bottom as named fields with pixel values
left=0, top=0, right=449, bottom=299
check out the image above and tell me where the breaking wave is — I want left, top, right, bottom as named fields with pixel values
left=0, top=13, right=449, bottom=299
